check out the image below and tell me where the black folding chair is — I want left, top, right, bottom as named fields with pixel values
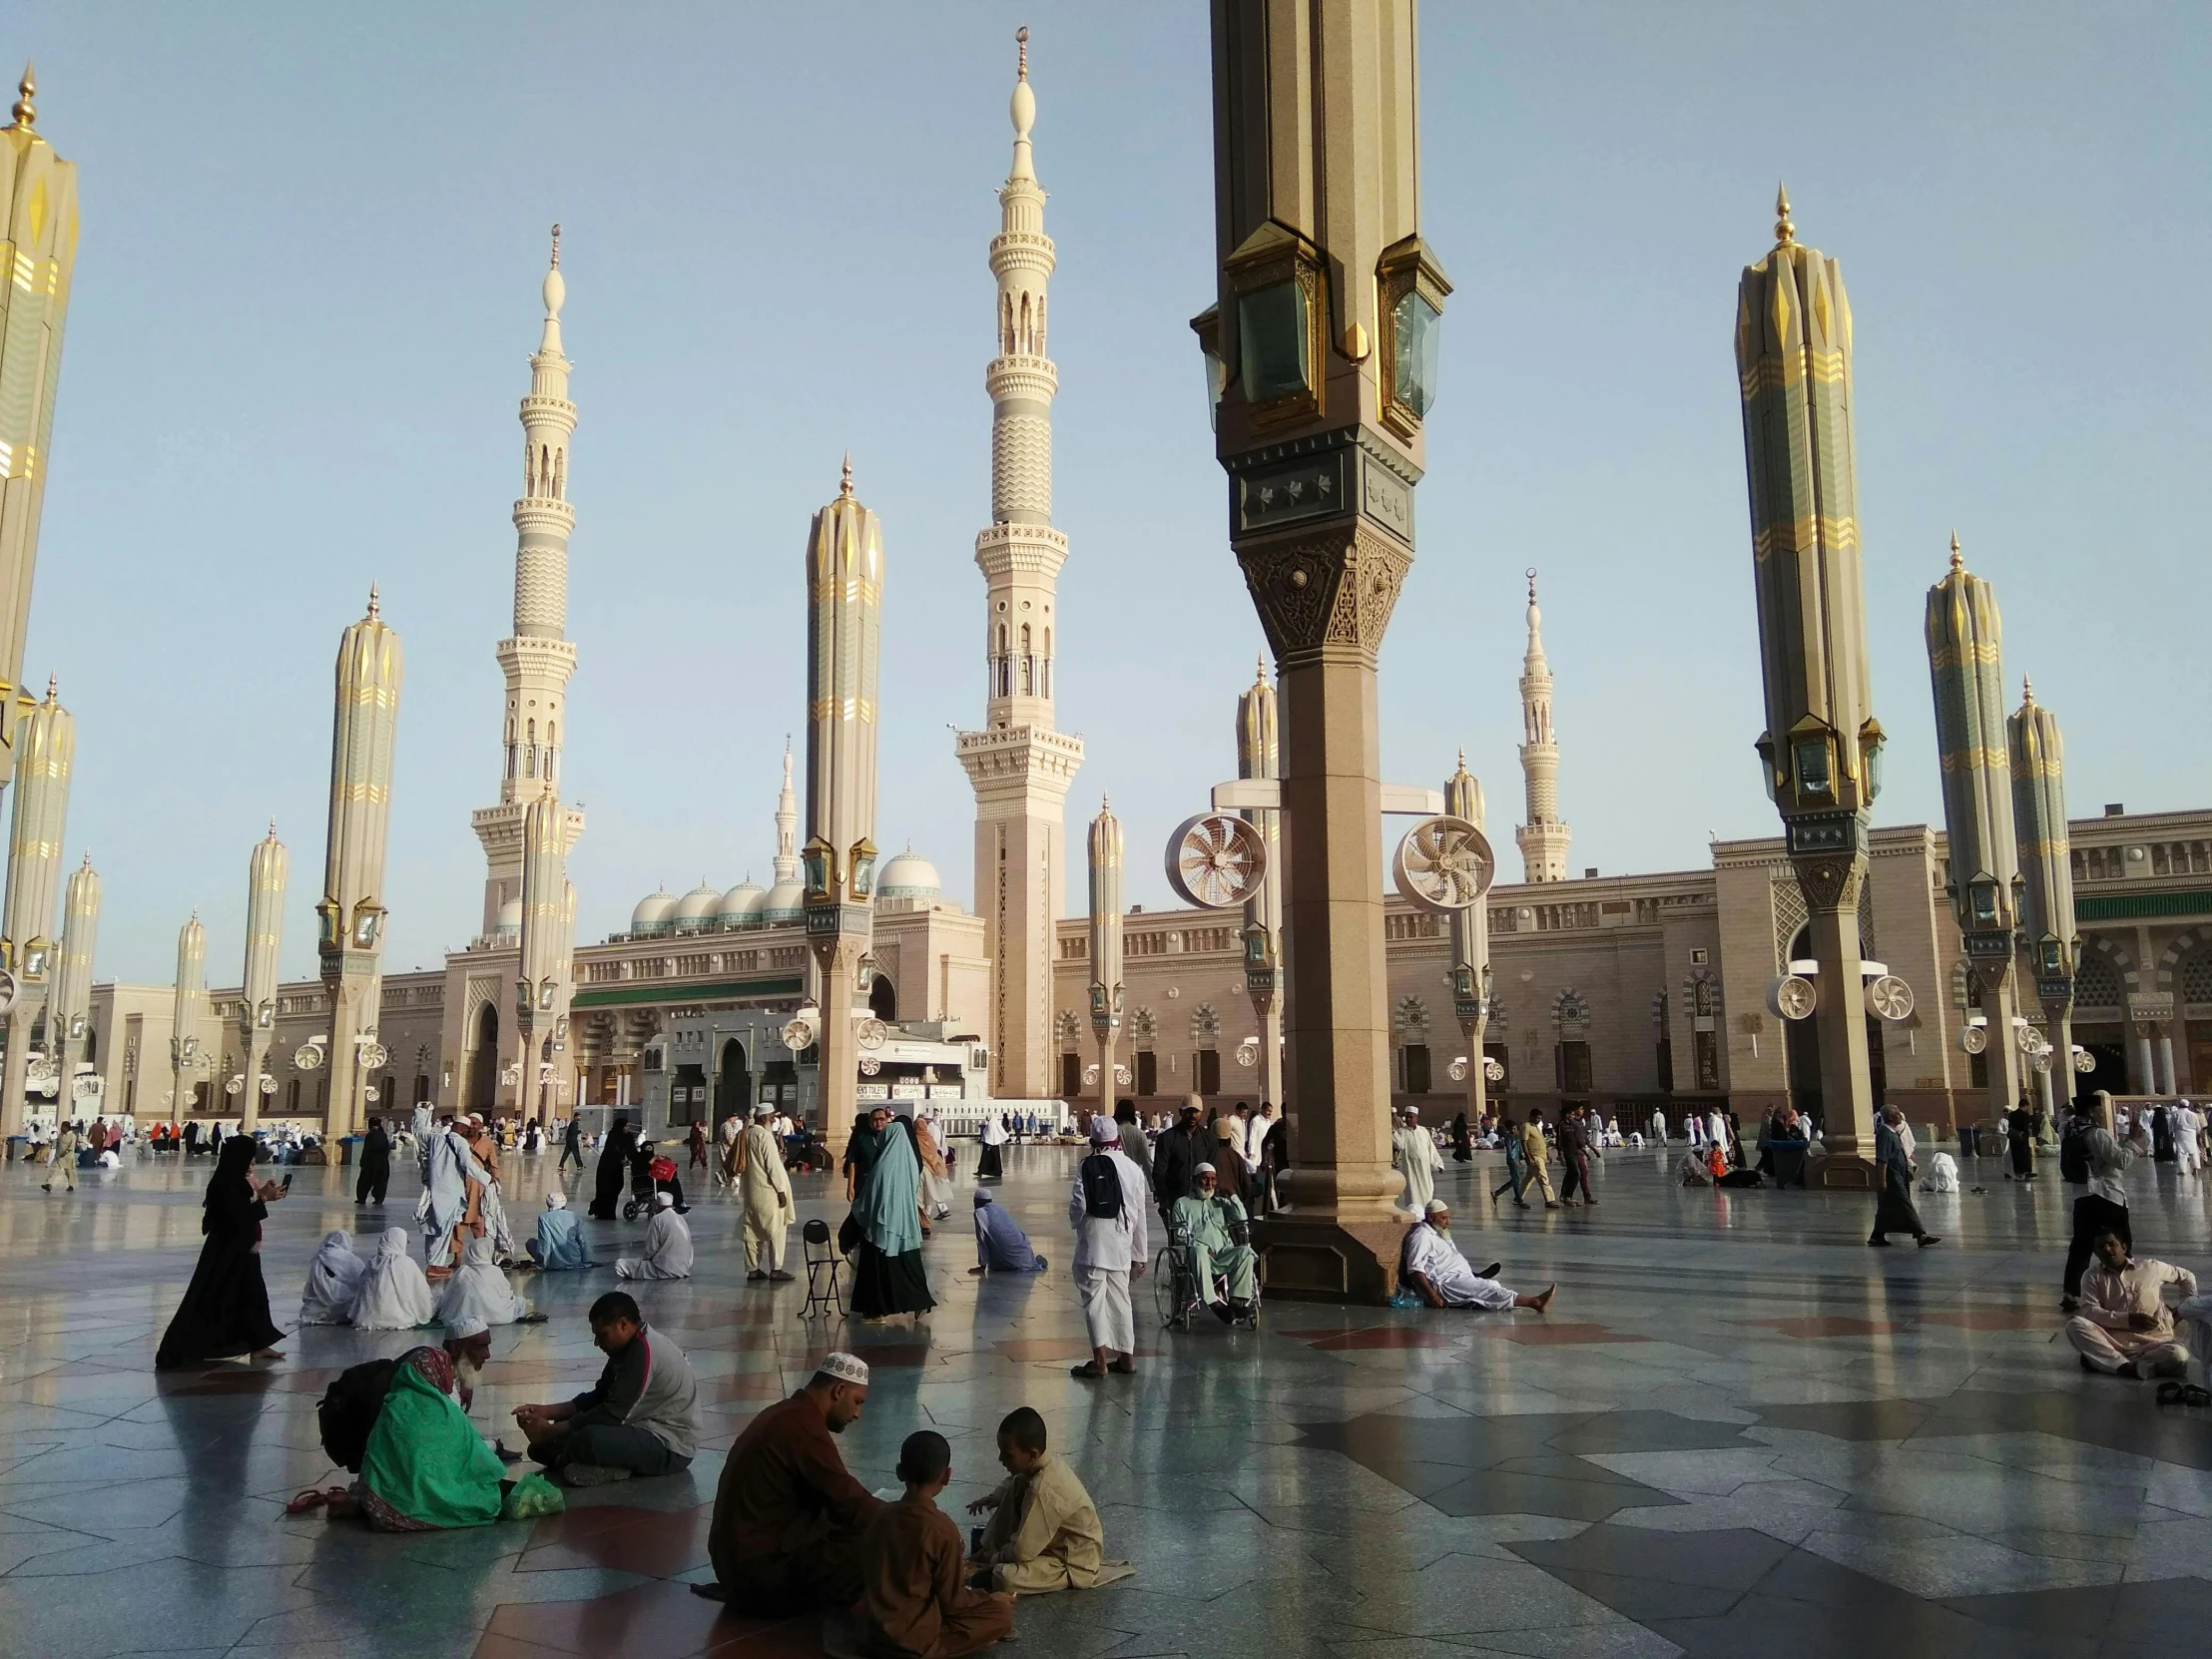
left=801, top=1218, right=844, bottom=1320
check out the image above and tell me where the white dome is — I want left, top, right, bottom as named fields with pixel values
left=761, top=878, right=806, bottom=922
left=494, top=897, right=523, bottom=937
left=672, top=880, right=722, bottom=926
left=631, top=887, right=676, bottom=933
left=718, top=878, right=767, bottom=925
left=877, top=847, right=942, bottom=899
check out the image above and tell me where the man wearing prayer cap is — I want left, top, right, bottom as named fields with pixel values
left=1170, top=1162, right=1257, bottom=1324
left=972, top=1187, right=1048, bottom=1275
left=1069, top=1115, right=1149, bottom=1380
left=615, top=1190, right=694, bottom=1281
left=526, top=1189, right=592, bottom=1271
left=442, top=1314, right=492, bottom=1410
left=1391, top=1106, right=1443, bottom=1219
left=1399, top=1201, right=1553, bottom=1313
left=735, top=1102, right=797, bottom=1284
left=697, top=1349, right=883, bottom=1613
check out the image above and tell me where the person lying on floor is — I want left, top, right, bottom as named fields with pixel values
left=970, top=1188, right=1048, bottom=1275
left=857, top=1429, right=1015, bottom=1658
left=512, top=1291, right=699, bottom=1487
left=966, top=1406, right=1132, bottom=1596
left=2066, top=1230, right=2196, bottom=1382
left=1400, top=1202, right=1554, bottom=1313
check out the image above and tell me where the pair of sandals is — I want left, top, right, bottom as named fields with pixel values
left=1070, top=1359, right=1137, bottom=1379
left=2155, top=1380, right=2212, bottom=1407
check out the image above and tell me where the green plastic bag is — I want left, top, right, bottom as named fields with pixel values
left=501, top=1470, right=566, bottom=1521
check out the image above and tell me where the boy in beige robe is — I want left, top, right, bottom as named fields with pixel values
left=966, top=1407, right=1133, bottom=1595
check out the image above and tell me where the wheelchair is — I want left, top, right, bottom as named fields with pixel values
left=1153, top=1224, right=1261, bottom=1332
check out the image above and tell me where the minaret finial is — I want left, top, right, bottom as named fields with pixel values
left=1457, top=747, right=1467, bottom=771
left=367, top=582, right=380, bottom=619
left=44, top=673, right=56, bottom=702
left=1525, top=566, right=1538, bottom=607
left=11, top=63, right=34, bottom=131
left=268, top=818, right=277, bottom=837
left=549, top=223, right=561, bottom=270
left=839, top=452, right=853, bottom=498
left=1948, top=530, right=1962, bottom=572
left=2021, top=674, right=2033, bottom=705
left=1017, top=25, right=1029, bottom=81
left=1774, top=182, right=1794, bottom=246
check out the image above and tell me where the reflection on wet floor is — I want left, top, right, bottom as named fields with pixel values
left=4, top=1138, right=2209, bottom=1658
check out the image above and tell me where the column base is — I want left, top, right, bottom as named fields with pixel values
left=1812, top=1153, right=1877, bottom=1191
left=1251, top=1213, right=1408, bottom=1305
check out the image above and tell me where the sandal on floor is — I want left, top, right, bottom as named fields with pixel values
left=1069, top=1362, right=1105, bottom=1380
left=2184, top=1385, right=2212, bottom=1407
left=285, top=1488, right=330, bottom=1515
left=2157, top=1381, right=2186, bottom=1405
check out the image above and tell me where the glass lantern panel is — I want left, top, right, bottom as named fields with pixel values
left=1391, top=289, right=1441, bottom=417
left=1862, top=729, right=1885, bottom=801
left=1792, top=737, right=1832, bottom=799
left=1203, top=347, right=1228, bottom=432
left=1238, top=280, right=1310, bottom=403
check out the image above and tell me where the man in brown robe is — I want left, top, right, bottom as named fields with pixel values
left=695, top=1352, right=882, bottom=1613
left=857, top=1430, right=1013, bottom=1658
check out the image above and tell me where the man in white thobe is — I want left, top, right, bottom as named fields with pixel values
left=1400, top=1202, right=1553, bottom=1312
left=417, top=1119, right=469, bottom=1271
left=2065, top=1230, right=2195, bottom=1380
left=616, top=1192, right=695, bottom=1281
left=1391, top=1108, right=1442, bottom=1218
left=1068, top=1116, right=1148, bottom=1379
left=736, top=1105, right=795, bottom=1281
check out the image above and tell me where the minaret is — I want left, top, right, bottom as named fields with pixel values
left=774, top=738, right=798, bottom=885
left=1736, top=186, right=1886, bottom=1160
left=954, top=28, right=1083, bottom=1101
left=1445, top=751, right=1492, bottom=1123
left=0, top=677, right=69, bottom=1134
left=1086, top=795, right=1123, bottom=1111
left=1515, top=570, right=1570, bottom=883
left=51, top=850, right=96, bottom=1114
left=171, top=911, right=205, bottom=1119
left=1927, top=533, right=2024, bottom=1121
left=514, top=791, right=572, bottom=1122
left=320, top=587, right=402, bottom=1137
left=1235, top=660, right=1283, bottom=1109
left=472, top=228, right=584, bottom=936
left=237, top=824, right=286, bottom=1131
left=0, top=70, right=79, bottom=807
left=2009, top=677, right=2077, bottom=1109
left=804, top=458, right=883, bottom=1134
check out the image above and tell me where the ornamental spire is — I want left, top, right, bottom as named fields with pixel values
left=10, top=63, right=32, bottom=131
left=1774, top=182, right=1794, bottom=247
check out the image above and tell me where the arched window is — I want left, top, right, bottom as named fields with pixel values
left=552, top=447, right=565, bottom=499
left=1035, top=292, right=1046, bottom=353
left=1019, top=292, right=1032, bottom=353
left=1019, top=625, right=1032, bottom=695
left=1001, top=292, right=1014, bottom=355
left=525, top=718, right=537, bottom=778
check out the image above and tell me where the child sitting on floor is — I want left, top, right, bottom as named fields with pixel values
left=964, top=1407, right=1135, bottom=1595
left=856, top=1431, right=1014, bottom=1658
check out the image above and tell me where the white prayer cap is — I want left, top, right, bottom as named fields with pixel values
left=655, top=1191, right=675, bottom=1209
left=446, top=1314, right=490, bottom=1340
left=1088, top=1116, right=1118, bottom=1144
left=544, top=1191, right=567, bottom=1209
left=1401, top=1107, right=1420, bottom=1120
left=754, top=1104, right=774, bottom=1118
left=819, top=1351, right=870, bottom=1386
left=1424, top=1200, right=1449, bottom=1216
left=1195, top=1161, right=1217, bottom=1175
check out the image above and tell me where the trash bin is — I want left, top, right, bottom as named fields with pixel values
left=336, top=1134, right=357, bottom=1167
left=3, top=1134, right=24, bottom=1164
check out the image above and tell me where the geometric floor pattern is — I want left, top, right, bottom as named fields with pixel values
left=4, top=1135, right=2209, bottom=1658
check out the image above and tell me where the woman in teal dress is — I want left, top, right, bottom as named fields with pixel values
left=850, top=1114, right=934, bottom=1319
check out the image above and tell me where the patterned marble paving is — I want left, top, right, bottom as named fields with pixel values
left=3, top=1135, right=2209, bottom=1658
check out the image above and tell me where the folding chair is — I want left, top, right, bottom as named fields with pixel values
left=801, top=1218, right=844, bottom=1320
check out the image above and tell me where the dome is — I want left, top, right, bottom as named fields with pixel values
left=877, top=846, right=942, bottom=900
left=494, top=897, right=523, bottom=939
left=630, top=887, right=676, bottom=934
left=718, top=877, right=767, bottom=926
left=671, top=879, right=722, bottom=928
left=761, top=877, right=806, bottom=923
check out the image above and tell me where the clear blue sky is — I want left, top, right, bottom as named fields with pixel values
left=13, top=2, right=2207, bottom=986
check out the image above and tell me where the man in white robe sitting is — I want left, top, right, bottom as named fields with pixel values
left=1400, top=1202, right=1553, bottom=1313
left=616, top=1192, right=696, bottom=1281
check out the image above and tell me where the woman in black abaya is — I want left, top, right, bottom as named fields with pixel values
left=156, top=1135, right=288, bottom=1369
left=590, top=1115, right=636, bottom=1219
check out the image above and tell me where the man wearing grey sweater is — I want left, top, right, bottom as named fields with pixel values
left=513, top=1291, right=700, bottom=1487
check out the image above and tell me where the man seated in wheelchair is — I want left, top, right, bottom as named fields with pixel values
left=1171, top=1163, right=1257, bottom=1325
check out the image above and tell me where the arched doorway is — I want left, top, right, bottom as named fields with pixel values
left=468, top=1002, right=499, bottom=1114
left=715, top=1038, right=751, bottom=1129
left=868, top=974, right=897, bottom=1022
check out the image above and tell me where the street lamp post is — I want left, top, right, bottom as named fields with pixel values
left=1200, top=0, right=1450, bottom=1301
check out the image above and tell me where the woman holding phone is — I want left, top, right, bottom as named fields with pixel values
left=156, top=1134, right=289, bottom=1368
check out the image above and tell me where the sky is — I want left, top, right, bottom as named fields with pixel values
left=10, top=1, right=2208, bottom=988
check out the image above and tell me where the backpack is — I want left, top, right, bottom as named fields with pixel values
left=2059, top=1121, right=2088, bottom=1185
left=1078, top=1152, right=1125, bottom=1220
left=316, top=1356, right=400, bottom=1472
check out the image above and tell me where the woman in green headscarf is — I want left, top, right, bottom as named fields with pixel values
left=332, top=1347, right=506, bottom=1530
left=850, top=1113, right=935, bottom=1320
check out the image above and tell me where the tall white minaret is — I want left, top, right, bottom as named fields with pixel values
left=774, top=737, right=798, bottom=885
left=473, top=228, right=584, bottom=934
left=955, top=28, right=1082, bottom=1100
left=1515, top=568, right=1571, bottom=883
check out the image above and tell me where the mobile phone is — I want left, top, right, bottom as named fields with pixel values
left=280, top=1172, right=293, bottom=1190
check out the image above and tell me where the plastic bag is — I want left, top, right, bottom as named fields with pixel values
left=1387, top=1287, right=1424, bottom=1310
left=501, top=1470, right=566, bottom=1521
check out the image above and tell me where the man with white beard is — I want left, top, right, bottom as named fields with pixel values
left=1400, top=1202, right=1554, bottom=1313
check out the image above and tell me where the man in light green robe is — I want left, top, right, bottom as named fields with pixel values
left=1170, top=1164, right=1256, bottom=1320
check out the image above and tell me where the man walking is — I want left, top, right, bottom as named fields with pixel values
left=559, top=1114, right=584, bottom=1174
left=1869, top=1106, right=1940, bottom=1249
left=1518, top=1109, right=1559, bottom=1209
left=1151, top=1099, right=1206, bottom=1226
left=1068, top=1117, right=1148, bottom=1380
left=1392, top=1107, right=1442, bottom=1218
left=736, top=1105, right=795, bottom=1283
left=42, top=1119, right=80, bottom=1192
left=356, top=1115, right=391, bottom=1207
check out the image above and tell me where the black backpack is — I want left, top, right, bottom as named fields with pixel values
left=2059, top=1121, right=2089, bottom=1185
left=316, top=1356, right=400, bottom=1472
left=1078, top=1152, right=1125, bottom=1220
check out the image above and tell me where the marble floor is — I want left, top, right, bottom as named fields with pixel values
left=3, top=1134, right=2210, bottom=1659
